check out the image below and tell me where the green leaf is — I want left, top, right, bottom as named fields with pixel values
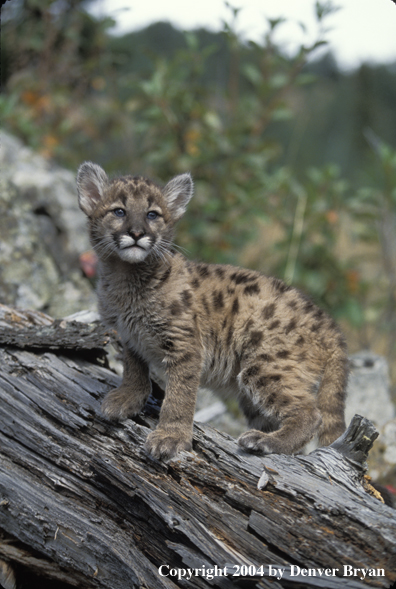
left=269, top=73, right=288, bottom=89
left=271, top=107, right=293, bottom=121
left=243, top=64, right=262, bottom=86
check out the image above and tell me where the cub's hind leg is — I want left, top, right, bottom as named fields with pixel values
left=236, top=362, right=322, bottom=455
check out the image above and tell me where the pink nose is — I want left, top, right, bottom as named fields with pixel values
left=129, top=230, right=145, bottom=240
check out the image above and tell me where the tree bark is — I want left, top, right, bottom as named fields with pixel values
left=0, top=305, right=395, bottom=589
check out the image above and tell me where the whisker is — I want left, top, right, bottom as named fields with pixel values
left=93, top=235, right=117, bottom=260
left=152, top=242, right=171, bottom=264
left=160, top=238, right=189, bottom=256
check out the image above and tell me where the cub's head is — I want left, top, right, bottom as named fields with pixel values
left=77, top=162, right=193, bottom=264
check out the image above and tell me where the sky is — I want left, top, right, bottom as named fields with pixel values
left=89, top=0, right=396, bottom=70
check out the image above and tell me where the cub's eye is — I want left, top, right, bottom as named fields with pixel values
left=113, top=208, right=125, bottom=218
left=147, top=211, right=158, bottom=220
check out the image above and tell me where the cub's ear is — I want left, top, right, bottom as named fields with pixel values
left=163, top=173, right=193, bottom=220
left=77, top=162, right=109, bottom=216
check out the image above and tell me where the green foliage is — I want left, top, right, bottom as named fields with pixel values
left=2, top=0, right=396, bottom=377
left=1, top=0, right=118, bottom=164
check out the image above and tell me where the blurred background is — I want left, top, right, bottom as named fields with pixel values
left=1, top=0, right=396, bottom=392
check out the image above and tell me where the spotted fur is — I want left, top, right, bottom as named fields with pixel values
left=77, top=162, right=348, bottom=460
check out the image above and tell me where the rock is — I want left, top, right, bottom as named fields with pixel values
left=382, top=420, right=396, bottom=465
left=0, top=131, right=90, bottom=263
left=64, top=309, right=101, bottom=323
left=194, top=387, right=247, bottom=437
left=194, top=400, right=227, bottom=423
left=346, top=351, right=395, bottom=428
left=367, top=418, right=396, bottom=490
left=0, top=131, right=96, bottom=317
left=344, top=351, right=396, bottom=491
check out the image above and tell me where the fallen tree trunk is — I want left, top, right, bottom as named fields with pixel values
left=0, top=305, right=395, bottom=589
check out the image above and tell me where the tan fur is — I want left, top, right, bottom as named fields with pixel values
left=77, top=162, right=348, bottom=460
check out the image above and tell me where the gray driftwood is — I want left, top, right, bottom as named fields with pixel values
left=0, top=305, right=395, bottom=589
left=0, top=304, right=110, bottom=360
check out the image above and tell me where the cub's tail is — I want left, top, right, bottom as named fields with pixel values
left=317, top=344, right=349, bottom=446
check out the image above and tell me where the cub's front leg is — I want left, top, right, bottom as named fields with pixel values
left=101, top=347, right=151, bottom=420
left=145, top=349, right=202, bottom=460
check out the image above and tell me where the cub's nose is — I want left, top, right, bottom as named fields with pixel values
left=128, top=229, right=145, bottom=241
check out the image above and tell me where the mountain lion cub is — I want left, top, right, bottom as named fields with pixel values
left=77, top=162, right=348, bottom=460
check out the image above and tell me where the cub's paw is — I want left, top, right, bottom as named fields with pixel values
left=101, top=386, right=147, bottom=421
left=237, top=429, right=283, bottom=455
left=145, top=428, right=192, bottom=460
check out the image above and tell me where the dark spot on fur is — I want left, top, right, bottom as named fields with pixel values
left=313, top=308, right=325, bottom=320
left=170, top=300, right=183, bottom=316
left=212, top=290, right=224, bottom=310
left=197, top=264, right=210, bottom=278
left=181, top=290, right=193, bottom=308
left=277, top=350, right=290, bottom=359
left=230, top=272, right=257, bottom=285
left=262, top=303, right=276, bottom=320
left=242, top=372, right=250, bottom=386
left=250, top=331, right=264, bottom=346
left=191, top=277, right=200, bottom=289
left=226, top=326, right=233, bottom=347
left=296, top=335, right=305, bottom=345
left=288, top=300, right=298, bottom=310
left=303, top=299, right=315, bottom=314
left=210, top=357, right=216, bottom=370
left=328, top=316, right=339, bottom=331
left=272, top=277, right=290, bottom=293
left=256, top=376, right=268, bottom=389
left=162, top=338, right=174, bottom=351
left=215, top=267, right=225, bottom=279
left=201, top=295, right=210, bottom=315
left=285, top=318, right=297, bottom=334
left=159, top=266, right=172, bottom=284
left=117, top=192, right=127, bottom=207
left=184, top=373, right=197, bottom=381
left=227, top=286, right=236, bottom=296
left=268, top=320, right=280, bottom=330
left=244, top=282, right=260, bottom=296
left=245, top=365, right=260, bottom=378
left=244, top=319, right=254, bottom=332
left=222, top=317, right=228, bottom=330
left=179, top=352, right=193, bottom=364
left=123, top=174, right=138, bottom=183
left=311, top=322, right=321, bottom=332
left=282, top=364, right=293, bottom=371
left=231, top=298, right=239, bottom=315
left=258, top=353, right=273, bottom=362
left=266, top=392, right=277, bottom=406
left=257, top=374, right=281, bottom=389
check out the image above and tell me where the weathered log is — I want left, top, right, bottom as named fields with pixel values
left=0, top=304, right=110, bottom=362
left=0, top=307, right=395, bottom=589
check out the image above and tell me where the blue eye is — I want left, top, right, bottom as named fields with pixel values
left=113, top=208, right=125, bottom=218
left=147, top=211, right=158, bottom=220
